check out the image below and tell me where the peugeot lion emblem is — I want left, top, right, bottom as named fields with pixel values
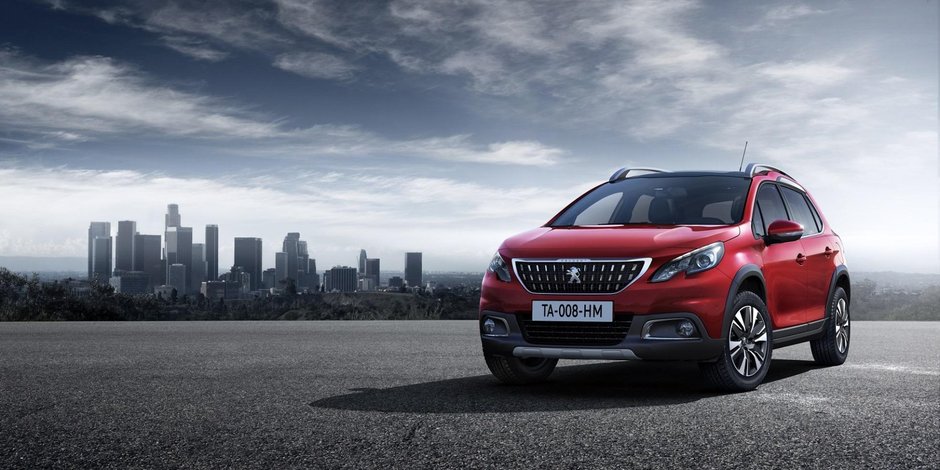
left=566, top=266, right=582, bottom=284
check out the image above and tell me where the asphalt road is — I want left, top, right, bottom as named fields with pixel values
left=1, top=321, right=937, bottom=469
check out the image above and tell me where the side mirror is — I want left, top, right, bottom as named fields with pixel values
left=766, top=220, right=803, bottom=244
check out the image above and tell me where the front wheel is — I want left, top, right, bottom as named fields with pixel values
left=484, top=353, right=557, bottom=385
left=700, top=291, right=773, bottom=392
left=810, top=287, right=850, bottom=366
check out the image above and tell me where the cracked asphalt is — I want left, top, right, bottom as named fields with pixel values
left=1, top=321, right=938, bottom=469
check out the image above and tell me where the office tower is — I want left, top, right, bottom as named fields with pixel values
left=322, top=271, right=331, bottom=292
left=91, top=235, right=112, bottom=282
left=191, top=243, right=206, bottom=294
left=365, top=258, right=380, bottom=288
left=115, top=220, right=136, bottom=272
left=328, top=266, right=357, bottom=292
left=165, top=226, right=193, bottom=291
left=388, top=276, right=404, bottom=289
left=262, top=268, right=276, bottom=290
left=405, top=252, right=422, bottom=287
left=87, top=222, right=111, bottom=280
left=134, top=234, right=162, bottom=290
left=168, top=263, right=186, bottom=295
left=358, top=249, right=367, bottom=276
left=275, top=252, right=288, bottom=284
left=165, top=204, right=181, bottom=229
left=297, top=240, right=310, bottom=287
left=307, top=258, right=319, bottom=289
left=206, top=225, right=219, bottom=281
left=233, top=237, right=263, bottom=291
left=282, top=232, right=300, bottom=282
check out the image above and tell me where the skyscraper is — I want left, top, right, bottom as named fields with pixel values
left=365, top=258, right=380, bottom=288
left=87, top=222, right=110, bottom=280
left=405, top=252, right=422, bottom=288
left=206, top=224, right=219, bottom=281
left=165, top=226, right=193, bottom=291
left=191, top=243, right=206, bottom=294
left=168, top=263, right=186, bottom=295
left=283, top=232, right=300, bottom=282
left=91, top=235, right=112, bottom=282
left=233, top=237, right=263, bottom=291
left=134, top=233, right=162, bottom=290
left=275, top=251, right=288, bottom=284
left=165, top=204, right=181, bottom=229
left=115, top=220, right=136, bottom=272
left=358, top=249, right=367, bottom=276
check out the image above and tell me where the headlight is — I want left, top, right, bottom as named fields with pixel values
left=487, top=252, right=512, bottom=282
left=650, top=242, right=724, bottom=282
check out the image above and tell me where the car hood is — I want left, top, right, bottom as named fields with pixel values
left=500, top=225, right=742, bottom=259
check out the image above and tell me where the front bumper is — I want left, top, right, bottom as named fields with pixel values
left=480, top=310, right=724, bottom=362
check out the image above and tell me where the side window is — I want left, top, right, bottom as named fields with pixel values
left=779, top=186, right=820, bottom=235
left=755, top=184, right=788, bottom=233
left=752, top=204, right=765, bottom=237
left=573, top=193, right=622, bottom=225
left=806, top=196, right=824, bottom=232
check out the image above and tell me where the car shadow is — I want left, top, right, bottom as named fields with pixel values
left=309, top=359, right=823, bottom=414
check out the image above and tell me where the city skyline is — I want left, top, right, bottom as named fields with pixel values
left=0, top=1, right=936, bottom=274
left=86, top=202, right=429, bottom=295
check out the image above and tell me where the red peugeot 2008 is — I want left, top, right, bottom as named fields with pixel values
left=480, top=164, right=850, bottom=391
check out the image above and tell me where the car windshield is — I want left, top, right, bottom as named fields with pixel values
left=551, top=175, right=751, bottom=227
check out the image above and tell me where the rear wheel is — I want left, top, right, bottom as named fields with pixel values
left=484, top=353, right=558, bottom=385
left=810, top=287, right=850, bottom=366
left=701, top=291, right=773, bottom=392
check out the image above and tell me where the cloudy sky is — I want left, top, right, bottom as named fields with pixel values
left=0, top=0, right=937, bottom=273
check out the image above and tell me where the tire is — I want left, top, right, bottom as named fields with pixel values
left=810, top=287, right=850, bottom=366
left=484, top=353, right=558, bottom=385
left=700, top=291, right=773, bottom=392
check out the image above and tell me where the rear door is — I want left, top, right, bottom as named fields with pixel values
left=779, top=185, right=831, bottom=323
left=754, top=183, right=807, bottom=329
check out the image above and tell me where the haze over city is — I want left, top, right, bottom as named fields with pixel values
left=0, top=0, right=937, bottom=273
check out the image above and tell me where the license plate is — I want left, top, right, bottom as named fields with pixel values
left=531, top=301, right=613, bottom=322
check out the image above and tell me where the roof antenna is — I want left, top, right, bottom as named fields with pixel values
left=737, top=141, right=749, bottom=171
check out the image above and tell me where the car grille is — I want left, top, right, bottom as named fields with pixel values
left=513, top=260, right=645, bottom=294
left=520, top=318, right=633, bottom=346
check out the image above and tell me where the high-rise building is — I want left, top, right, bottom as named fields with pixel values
left=365, top=258, right=380, bottom=288
left=134, top=234, right=162, bottom=290
left=168, top=263, right=187, bottom=295
left=282, top=233, right=301, bottom=281
left=405, top=252, right=422, bottom=287
left=388, top=276, right=404, bottom=289
left=358, top=249, right=367, bottom=276
left=233, top=237, right=263, bottom=291
left=90, top=235, right=112, bottom=282
left=328, top=266, right=357, bottom=292
left=87, top=222, right=111, bottom=280
left=275, top=251, right=288, bottom=285
left=165, top=227, right=193, bottom=291
left=262, top=268, right=276, bottom=290
left=297, top=240, right=310, bottom=287
left=165, top=204, right=181, bottom=229
left=206, top=225, right=219, bottom=281
left=191, top=243, right=207, bottom=294
left=115, top=220, right=136, bottom=272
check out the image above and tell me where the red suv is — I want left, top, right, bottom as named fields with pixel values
left=480, top=164, right=850, bottom=391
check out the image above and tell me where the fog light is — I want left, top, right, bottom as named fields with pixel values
left=483, top=318, right=497, bottom=335
left=676, top=320, right=696, bottom=338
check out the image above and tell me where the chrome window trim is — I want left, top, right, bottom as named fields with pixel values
left=510, top=257, right=652, bottom=296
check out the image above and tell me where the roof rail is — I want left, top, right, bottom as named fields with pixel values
left=608, top=167, right=668, bottom=183
left=743, top=163, right=790, bottom=178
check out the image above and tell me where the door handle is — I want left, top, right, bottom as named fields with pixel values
left=796, top=253, right=806, bottom=265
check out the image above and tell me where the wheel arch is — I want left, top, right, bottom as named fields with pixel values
left=721, top=264, right=766, bottom=340
left=828, top=265, right=851, bottom=306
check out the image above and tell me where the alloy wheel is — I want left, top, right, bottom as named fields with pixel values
left=834, top=298, right=850, bottom=353
left=728, top=305, right=768, bottom=377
